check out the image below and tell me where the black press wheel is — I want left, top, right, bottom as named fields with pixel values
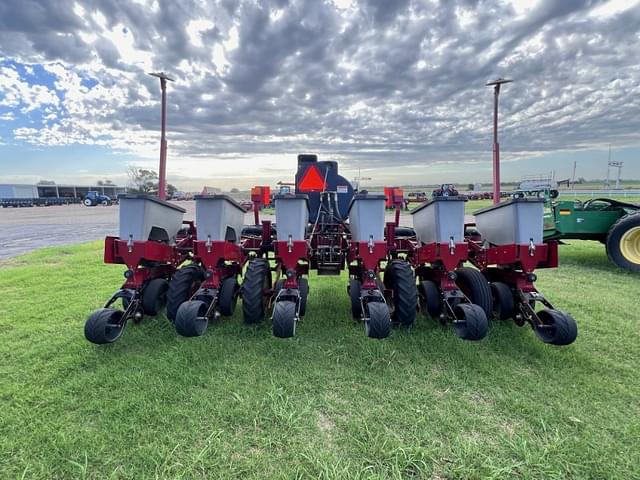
left=85, top=308, right=125, bottom=344
left=535, top=309, right=578, bottom=346
left=272, top=300, right=297, bottom=338
left=455, top=267, right=493, bottom=319
left=142, top=278, right=169, bottom=316
left=349, top=279, right=362, bottom=319
left=452, top=303, right=488, bottom=341
left=242, top=258, right=272, bottom=324
left=418, top=280, right=442, bottom=318
left=218, top=277, right=239, bottom=316
left=365, top=301, right=391, bottom=339
left=605, top=212, right=640, bottom=272
left=166, top=265, right=205, bottom=321
left=175, top=300, right=209, bottom=337
left=384, top=260, right=417, bottom=327
left=490, top=282, right=514, bottom=320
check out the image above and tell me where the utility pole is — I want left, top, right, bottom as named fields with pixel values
left=486, top=78, right=512, bottom=204
left=149, top=72, right=174, bottom=200
left=571, top=161, right=577, bottom=189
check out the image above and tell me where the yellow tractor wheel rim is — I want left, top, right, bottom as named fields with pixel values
left=620, top=226, right=640, bottom=264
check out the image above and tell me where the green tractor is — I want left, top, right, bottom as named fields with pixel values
left=544, top=198, right=640, bottom=272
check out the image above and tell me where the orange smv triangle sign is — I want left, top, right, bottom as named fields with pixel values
left=298, top=165, right=326, bottom=192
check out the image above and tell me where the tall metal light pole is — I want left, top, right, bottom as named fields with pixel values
left=486, top=78, right=512, bottom=204
left=149, top=72, right=174, bottom=200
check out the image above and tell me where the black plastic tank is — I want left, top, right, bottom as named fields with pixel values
left=295, top=154, right=354, bottom=221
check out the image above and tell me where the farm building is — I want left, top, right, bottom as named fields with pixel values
left=0, top=183, right=127, bottom=199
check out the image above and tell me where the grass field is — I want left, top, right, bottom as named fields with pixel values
left=1, top=241, right=639, bottom=479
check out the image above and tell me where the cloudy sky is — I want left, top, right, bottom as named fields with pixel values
left=0, top=0, right=639, bottom=190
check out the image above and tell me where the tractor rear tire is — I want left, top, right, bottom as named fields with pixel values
left=242, top=259, right=272, bottom=324
left=83, top=199, right=93, bottom=206
left=535, top=309, right=578, bottom=346
left=85, top=308, right=125, bottom=344
left=218, top=277, right=239, bottom=316
left=272, top=300, right=297, bottom=338
left=175, top=300, right=209, bottom=337
left=384, top=260, right=417, bottom=327
left=349, top=279, right=362, bottom=319
left=453, top=303, right=488, bottom=341
left=490, top=282, right=514, bottom=320
left=365, top=301, right=391, bottom=339
left=142, top=278, right=169, bottom=316
left=418, top=280, right=442, bottom=318
left=166, top=265, right=205, bottom=322
left=606, top=212, right=640, bottom=272
left=455, top=267, right=493, bottom=319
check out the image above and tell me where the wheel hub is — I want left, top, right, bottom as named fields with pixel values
left=620, top=226, right=640, bottom=264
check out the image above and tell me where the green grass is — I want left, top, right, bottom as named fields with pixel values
left=1, top=242, right=639, bottom=479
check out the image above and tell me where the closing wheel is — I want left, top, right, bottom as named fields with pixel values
left=365, top=301, right=391, bottom=339
left=218, top=277, right=239, bottom=316
left=453, top=303, right=488, bottom=341
left=142, top=278, right=169, bottom=316
left=349, top=279, right=362, bottom=319
left=242, top=258, right=272, bottom=324
left=85, top=308, right=125, bottom=344
left=535, top=309, right=578, bottom=346
left=384, top=260, right=417, bottom=327
left=455, top=267, right=493, bottom=319
left=272, top=300, right=297, bottom=338
left=606, top=213, right=640, bottom=272
left=418, top=280, right=442, bottom=318
left=166, top=265, right=205, bottom=321
left=490, top=282, right=514, bottom=320
left=175, top=300, right=209, bottom=337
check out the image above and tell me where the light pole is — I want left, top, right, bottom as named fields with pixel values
left=486, top=78, right=512, bottom=204
left=149, top=72, right=174, bottom=200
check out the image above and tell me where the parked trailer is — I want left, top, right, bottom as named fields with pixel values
left=1, top=197, right=82, bottom=208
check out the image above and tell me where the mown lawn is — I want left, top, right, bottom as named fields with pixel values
left=0, top=241, right=639, bottom=479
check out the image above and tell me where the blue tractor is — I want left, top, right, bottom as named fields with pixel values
left=83, top=191, right=112, bottom=206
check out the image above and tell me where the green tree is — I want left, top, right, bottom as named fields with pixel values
left=127, top=167, right=158, bottom=193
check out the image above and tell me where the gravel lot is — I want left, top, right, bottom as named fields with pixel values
left=0, top=202, right=190, bottom=260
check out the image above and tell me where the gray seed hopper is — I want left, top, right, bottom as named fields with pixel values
left=118, top=194, right=186, bottom=243
left=194, top=195, right=246, bottom=243
left=473, top=198, right=545, bottom=245
left=347, top=193, right=386, bottom=242
left=411, top=197, right=466, bottom=244
left=275, top=194, right=309, bottom=241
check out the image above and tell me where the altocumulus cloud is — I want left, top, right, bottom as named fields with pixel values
left=0, top=0, right=639, bottom=183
